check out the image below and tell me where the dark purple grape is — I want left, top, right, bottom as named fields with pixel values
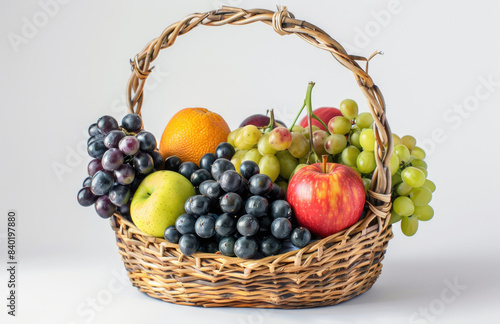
left=164, top=225, right=181, bottom=244
left=269, top=200, right=293, bottom=220
left=215, top=142, right=235, bottom=160
left=77, top=187, right=98, bottom=207
left=118, top=136, right=140, bottom=156
left=240, top=160, right=260, bottom=180
left=190, top=195, right=211, bottom=215
left=88, top=123, right=101, bottom=136
left=214, top=213, right=236, bottom=236
left=290, top=227, right=312, bottom=248
left=270, top=218, right=292, bottom=239
left=245, top=196, right=268, bottom=217
left=108, top=184, right=131, bottom=207
left=87, top=134, right=104, bottom=146
left=266, top=183, right=285, bottom=201
left=219, top=192, right=242, bottom=214
left=219, top=236, right=236, bottom=256
left=175, top=214, right=197, bottom=234
left=178, top=162, right=198, bottom=180
left=96, top=115, right=119, bottom=135
left=133, top=151, right=154, bottom=175
left=236, top=214, right=259, bottom=237
left=104, top=130, right=126, bottom=149
left=211, top=158, right=235, bottom=181
left=260, top=236, right=282, bottom=256
left=219, top=170, right=242, bottom=193
left=87, top=159, right=103, bottom=177
left=248, top=174, right=273, bottom=196
left=236, top=178, right=249, bottom=199
left=184, top=196, right=195, bottom=214
left=121, top=113, right=143, bottom=133
left=190, top=169, right=212, bottom=187
left=87, top=139, right=106, bottom=159
left=82, top=177, right=92, bottom=187
left=90, top=170, right=114, bottom=196
left=199, top=180, right=222, bottom=199
left=101, top=148, right=124, bottom=171
left=178, top=234, right=200, bottom=256
left=136, top=131, right=157, bottom=152
left=258, top=216, right=273, bottom=234
left=164, top=156, right=182, bottom=172
left=114, top=164, right=135, bottom=185
left=195, top=215, right=216, bottom=238
left=150, top=150, right=164, bottom=170
left=95, top=195, right=116, bottom=219
left=234, top=236, right=258, bottom=259
left=199, top=153, right=216, bottom=172
left=118, top=203, right=131, bottom=221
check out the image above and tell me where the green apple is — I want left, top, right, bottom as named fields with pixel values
left=131, top=170, right=195, bottom=237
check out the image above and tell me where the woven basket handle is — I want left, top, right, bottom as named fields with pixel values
left=126, top=6, right=393, bottom=224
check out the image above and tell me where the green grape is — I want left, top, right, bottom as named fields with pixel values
left=287, top=132, right=309, bottom=158
left=234, top=130, right=255, bottom=150
left=298, top=152, right=318, bottom=164
left=356, top=151, right=376, bottom=174
left=411, top=159, right=427, bottom=169
left=413, top=205, right=434, bottom=221
left=350, top=166, right=362, bottom=176
left=240, top=125, right=262, bottom=146
left=401, top=135, right=416, bottom=150
left=392, top=133, right=402, bottom=146
left=360, top=128, right=376, bottom=152
left=276, top=180, right=288, bottom=195
left=355, top=112, right=374, bottom=129
left=390, top=154, right=400, bottom=176
left=312, top=130, right=329, bottom=156
left=396, top=182, right=412, bottom=196
left=393, top=196, right=415, bottom=216
left=257, top=132, right=277, bottom=155
left=301, top=125, right=320, bottom=140
left=259, top=154, right=280, bottom=182
left=401, top=167, right=426, bottom=187
left=349, top=129, right=362, bottom=150
left=276, top=150, right=299, bottom=180
left=325, top=134, right=347, bottom=155
left=423, top=179, right=436, bottom=193
left=416, top=166, right=428, bottom=178
left=227, top=127, right=241, bottom=146
left=394, top=144, right=411, bottom=163
left=340, top=99, right=359, bottom=120
left=389, top=211, right=403, bottom=224
left=269, top=127, right=293, bottom=151
left=341, top=145, right=361, bottom=167
left=291, top=125, right=304, bottom=133
left=243, top=148, right=263, bottom=164
left=411, top=146, right=426, bottom=160
left=328, top=116, right=352, bottom=135
left=409, top=187, right=432, bottom=206
left=231, top=149, right=249, bottom=174
left=290, top=163, right=307, bottom=179
left=362, top=178, right=371, bottom=192
left=401, top=215, right=418, bottom=236
left=392, top=170, right=402, bottom=187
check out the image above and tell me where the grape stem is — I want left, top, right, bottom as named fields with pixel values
left=264, top=109, right=276, bottom=133
left=288, top=85, right=330, bottom=135
left=305, top=82, right=319, bottom=163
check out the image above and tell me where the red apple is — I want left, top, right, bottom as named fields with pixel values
left=239, top=114, right=286, bottom=128
left=299, top=107, right=343, bottom=131
left=286, top=162, right=365, bottom=238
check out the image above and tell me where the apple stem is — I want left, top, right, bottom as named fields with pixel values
left=322, top=155, right=328, bottom=173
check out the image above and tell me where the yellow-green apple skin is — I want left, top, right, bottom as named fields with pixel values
left=131, top=170, right=195, bottom=237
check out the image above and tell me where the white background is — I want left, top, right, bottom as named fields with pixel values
left=1, top=0, right=499, bottom=323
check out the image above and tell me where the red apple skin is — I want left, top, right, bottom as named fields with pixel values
left=299, top=107, right=343, bottom=131
left=286, top=163, right=365, bottom=238
left=239, top=114, right=286, bottom=128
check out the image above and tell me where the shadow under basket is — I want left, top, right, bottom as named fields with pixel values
left=109, top=6, right=395, bottom=308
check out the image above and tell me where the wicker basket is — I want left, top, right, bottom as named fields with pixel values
left=110, top=6, right=394, bottom=308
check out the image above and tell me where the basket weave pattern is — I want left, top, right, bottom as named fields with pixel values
left=111, top=6, right=394, bottom=308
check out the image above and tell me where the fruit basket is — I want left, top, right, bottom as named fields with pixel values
left=108, top=6, right=394, bottom=308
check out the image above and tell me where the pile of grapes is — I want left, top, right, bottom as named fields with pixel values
left=77, top=114, right=163, bottom=219
left=163, top=147, right=312, bottom=258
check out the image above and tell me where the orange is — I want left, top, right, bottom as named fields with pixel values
left=159, top=108, right=230, bottom=165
